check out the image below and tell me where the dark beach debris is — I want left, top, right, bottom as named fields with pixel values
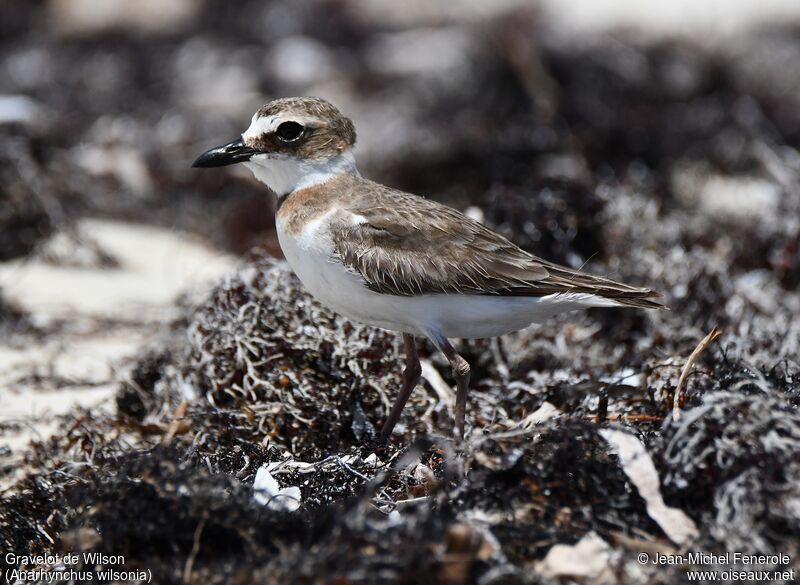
left=179, top=254, right=411, bottom=457
left=3, top=249, right=799, bottom=583
left=2, top=2, right=800, bottom=583
left=600, top=428, right=698, bottom=546
left=454, top=421, right=664, bottom=564
left=0, top=132, right=55, bottom=262
left=0, top=288, right=36, bottom=337
left=658, top=389, right=800, bottom=557
left=116, top=350, right=173, bottom=422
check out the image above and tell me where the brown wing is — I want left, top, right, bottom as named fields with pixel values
left=331, top=182, right=663, bottom=308
left=331, top=188, right=548, bottom=296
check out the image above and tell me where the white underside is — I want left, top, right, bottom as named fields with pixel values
left=276, top=211, right=621, bottom=340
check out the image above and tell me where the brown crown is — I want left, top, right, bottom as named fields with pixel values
left=245, top=97, right=356, bottom=159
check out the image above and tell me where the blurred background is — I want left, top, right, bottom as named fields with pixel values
left=3, top=0, right=800, bottom=259
left=4, top=0, right=800, bottom=396
left=2, top=1, right=800, bottom=582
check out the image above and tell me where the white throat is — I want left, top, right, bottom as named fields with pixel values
left=243, top=151, right=357, bottom=195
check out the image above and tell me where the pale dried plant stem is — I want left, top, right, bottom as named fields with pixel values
left=673, top=327, right=722, bottom=421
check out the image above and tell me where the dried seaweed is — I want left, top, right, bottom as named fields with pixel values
left=2, top=3, right=800, bottom=584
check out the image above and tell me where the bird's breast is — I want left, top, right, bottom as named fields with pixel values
left=276, top=212, right=371, bottom=314
left=275, top=213, right=430, bottom=334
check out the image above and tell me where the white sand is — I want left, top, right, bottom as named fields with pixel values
left=0, top=219, right=236, bottom=466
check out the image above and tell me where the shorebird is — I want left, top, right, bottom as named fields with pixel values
left=193, top=97, right=663, bottom=443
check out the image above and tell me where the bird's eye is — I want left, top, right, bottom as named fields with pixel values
left=275, top=121, right=305, bottom=142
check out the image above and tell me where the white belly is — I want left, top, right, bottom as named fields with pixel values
left=276, top=217, right=616, bottom=339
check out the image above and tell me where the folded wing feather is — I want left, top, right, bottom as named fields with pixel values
left=330, top=181, right=663, bottom=308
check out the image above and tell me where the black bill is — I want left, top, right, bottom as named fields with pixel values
left=192, top=138, right=259, bottom=168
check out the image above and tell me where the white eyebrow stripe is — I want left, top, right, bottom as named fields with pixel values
left=242, top=114, right=319, bottom=141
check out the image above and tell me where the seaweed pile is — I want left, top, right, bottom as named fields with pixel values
left=1, top=1, right=800, bottom=584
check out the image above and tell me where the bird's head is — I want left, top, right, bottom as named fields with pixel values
left=193, top=96, right=357, bottom=195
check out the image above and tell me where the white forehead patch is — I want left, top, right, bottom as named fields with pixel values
left=242, top=114, right=278, bottom=141
left=242, top=113, right=318, bottom=142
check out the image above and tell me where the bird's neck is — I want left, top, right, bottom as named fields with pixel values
left=245, top=151, right=358, bottom=197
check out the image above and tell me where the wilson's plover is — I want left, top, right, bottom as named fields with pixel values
left=193, top=97, right=663, bottom=443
